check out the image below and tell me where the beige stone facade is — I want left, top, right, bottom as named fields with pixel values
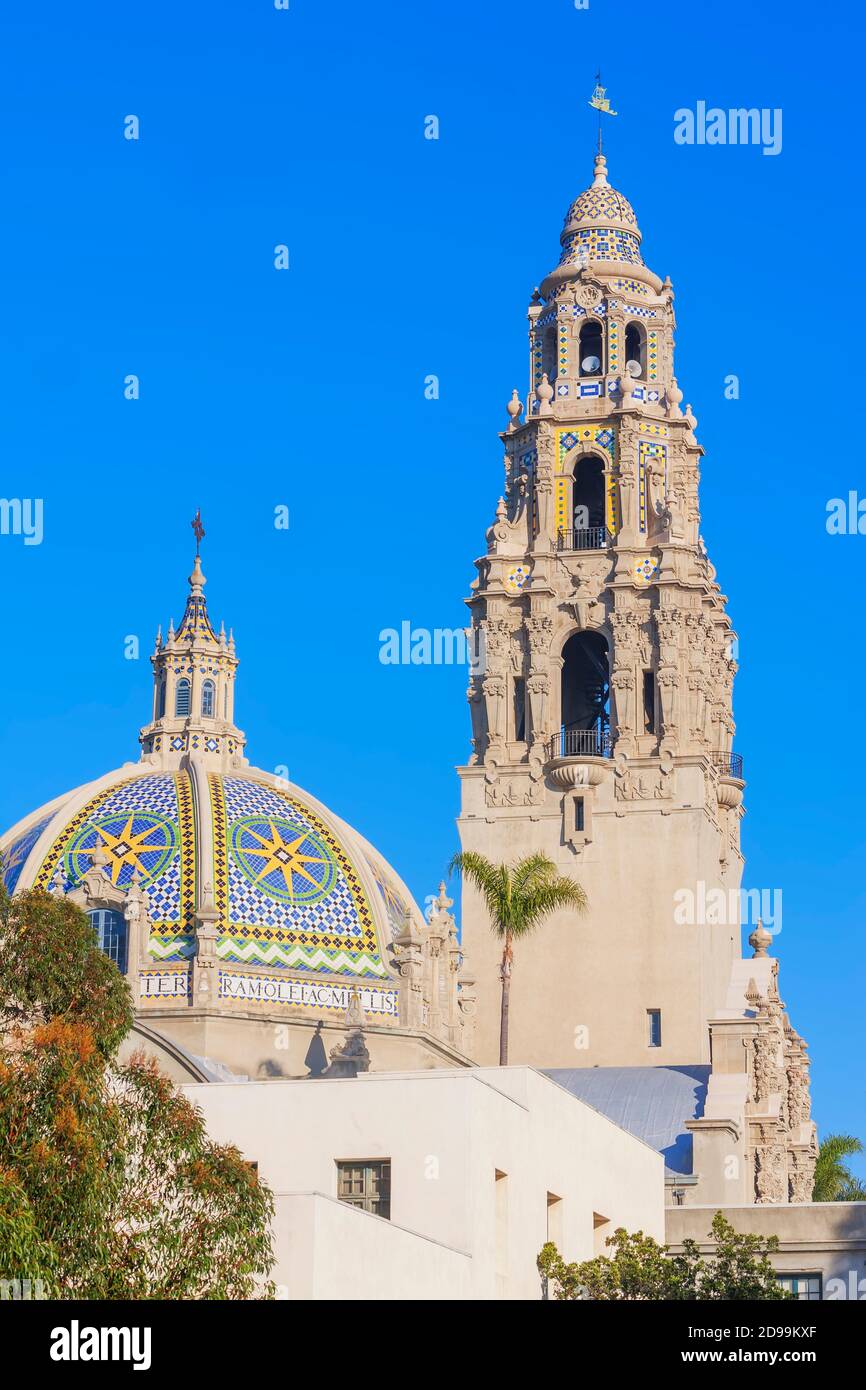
left=458, top=152, right=745, bottom=1071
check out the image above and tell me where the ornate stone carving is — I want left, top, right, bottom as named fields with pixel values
left=755, top=1144, right=787, bottom=1205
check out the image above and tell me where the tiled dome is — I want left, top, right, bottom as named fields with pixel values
left=1, top=765, right=423, bottom=984
left=558, top=154, right=644, bottom=269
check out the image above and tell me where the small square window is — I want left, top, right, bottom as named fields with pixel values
left=647, top=1009, right=662, bottom=1048
left=777, top=1273, right=821, bottom=1301
left=337, top=1160, right=391, bottom=1220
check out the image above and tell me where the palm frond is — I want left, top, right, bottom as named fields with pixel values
left=512, top=878, right=588, bottom=936
left=449, top=851, right=511, bottom=936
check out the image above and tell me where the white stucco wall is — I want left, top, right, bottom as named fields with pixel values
left=184, top=1065, right=665, bottom=1300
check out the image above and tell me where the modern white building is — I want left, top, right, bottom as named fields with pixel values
left=184, top=1066, right=665, bottom=1300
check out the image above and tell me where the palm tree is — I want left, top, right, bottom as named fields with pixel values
left=449, top=851, right=587, bottom=1066
left=812, top=1134, right=866, bottom=1202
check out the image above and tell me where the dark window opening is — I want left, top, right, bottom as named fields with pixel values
left=625, top=322, right=646, bottom=379
left=579, top=320, right=603, bottom=376
left=574, top=797, right=585, bottom=833
left=560, top=631, right=610, bottom=754
left=572, top=453, right=606, bottom=533
left=156, top=678, right=166, bottom=719
left=648, top=1009, right=662, bottom=1048
left=542, top=325, right=558, bottom=382
left=643, top=670, right=656, bottom=734
left=337, top=1159, right=391, bottom=1220
left=202, top=679, right=215, bottom=717
left=89, top=909, right=128, bottom=975
left=514, top=677, right=526, bottom=742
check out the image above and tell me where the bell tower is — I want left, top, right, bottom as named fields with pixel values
left=457, top=152, right=745, bottom=1069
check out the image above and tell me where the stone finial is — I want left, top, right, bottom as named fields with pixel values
left=744, top=976, right=762, bottom=1010
left=666, top=377, right=684, bottom=419
left=188, top=552, right=206, bottom=595
left=684, top=403, right=698, bottom=431
left=50, top=863, right=67, bottom=895
left=506, top=389, right=523, bottom=431
left=592, top=152, right=609, bottom=188
left=155, top=625, right=162, bottom=650
left=749, top=919, right=772, bottom=958
left=537, top=374, right=554, bottom=415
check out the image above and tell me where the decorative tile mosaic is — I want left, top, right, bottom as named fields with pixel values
left=140, top=969, right=190, bottom=1000
left=503, top=563, right=531, bottom=594
left=563, top=184, right=640, bottom=231
left=218, top=971, right=398, bottom=1016
left=2, top=812, right=55, bottom=893
left=560, top=228, right=643, bottom=268
left=211, top=775, right=386, bottom=979
left=366, top=858, right=418, bottom=940
left=633, top=557, right=659, bottom=587
left=614, top=278, right=649, bottom=298
left=556, top=426, right=619, bottom=535
left=648, top=329, right=659, bottom=381
left=638, top=440, right=668, bottom=532
left=34, top=774, right=196, bottom=960
left=608, top=319, right=620, bottom=373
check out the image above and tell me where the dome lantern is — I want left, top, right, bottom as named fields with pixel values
left=139, top=515, right=246, bottom=770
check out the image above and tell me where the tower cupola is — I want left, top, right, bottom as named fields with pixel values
left=139, top=513, right=246, bottom=768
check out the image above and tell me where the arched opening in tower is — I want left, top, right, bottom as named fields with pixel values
left=560, top=631, right=610, bottom=755
left=579, top=319, right=604, bottom=376
left=543, top=325, right=558, bottom=382
left=625, top=321, right=646, bottom=379
left=572, top=453, right=606, bottom=535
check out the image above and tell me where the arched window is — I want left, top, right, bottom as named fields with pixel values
left=625, top=321, right=646, bottom=379
left=175, top=678, right=191, bottom=717
left=559, top=631, right=610, bottom=756
left=579, top=320, right=604, bottom=376
left=89, top=909, right=128, bottom=974
left=572, top=453, right=606, bottom=543
left=201, top=679, right=215, bottom=717
left=542, top=325, right=558, bottom=382
left=156, top=677, right=166, bottom=719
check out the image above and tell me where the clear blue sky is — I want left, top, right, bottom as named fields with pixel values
left=1, top=0, right=864, bottom=1170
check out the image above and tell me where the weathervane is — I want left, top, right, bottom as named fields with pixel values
left=589, top=71, right=617, bottom=155
left=191, top=509, right=205, bottom=555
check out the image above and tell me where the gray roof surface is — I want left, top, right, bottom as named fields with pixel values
left=543, top=1065, right=710, bottom=1177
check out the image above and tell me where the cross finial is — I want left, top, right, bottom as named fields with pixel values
left=191, top=509, right=205, bottom=555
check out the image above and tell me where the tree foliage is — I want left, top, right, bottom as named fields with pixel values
left=812, top=1133, right=866, bottom=1202
left=0, top=883, right=275, bottom=1298
left=538, top=1212, right=792, bottom=1301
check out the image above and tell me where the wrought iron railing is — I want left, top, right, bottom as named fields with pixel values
left=556, top=526, right=611, bottom=552
left=546, top=725, right=613, bottom=761
left=713, top=751, right=744, bottom=779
